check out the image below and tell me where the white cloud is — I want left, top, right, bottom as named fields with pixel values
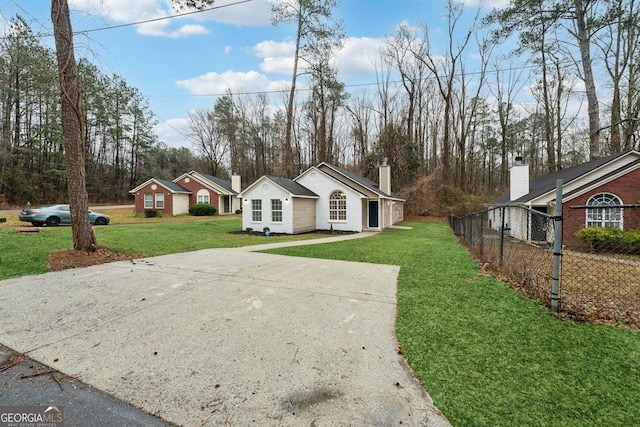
left=191, top=0, right=273, bottom=26
left=154, top=117, right=191, bottom=148
left=70, top=0, right=273, bottom=37
left=137, top=22, right=210, bottom=38
left=335, top=37, right=386, bottom=76
left=456, top=0, right=511, bottom=8
left=70, top=0, right=164, bottom=22
left=254, top=40, right=295, bottom=73
left=176, top=70, right=290, bottom=95
left=0, top=13, right=10, bottom=35
left=252, top=37, right=385, bottom=77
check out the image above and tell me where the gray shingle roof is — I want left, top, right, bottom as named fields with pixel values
left=489, top=151, right=636, bottom=205
left=265, top=175, right=319, bottom=197
left=318, top=162, right=405, bottom=200
left=195, top=172, right=236, bottom=194
left=155, top=179, right=191, bottom=193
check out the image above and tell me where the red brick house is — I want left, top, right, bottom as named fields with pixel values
left=488, top=150, right=640, bottom=246
left=130, top=172, right=241, bottom=217
left=130, top=178, right=191, bottom=216
left=173, top=171, right=241, bottom=215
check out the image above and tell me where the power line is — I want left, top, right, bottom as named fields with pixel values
left=0, top=0, right=253, bottom=39
left=142, top=63, right=545, bottom=99
left=73, top=0, right=253, bottom=36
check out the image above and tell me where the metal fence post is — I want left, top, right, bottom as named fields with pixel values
left=500, top=206, right=506, bottom=266
left=551, top=179, right=563, bottom=312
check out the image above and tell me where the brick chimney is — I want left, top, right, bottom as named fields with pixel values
left=510, top=156, right=529, bottom=201
left=379, top=158, right=391, bottom=195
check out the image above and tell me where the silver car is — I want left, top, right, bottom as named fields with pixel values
left=19, top=204, right=110, bottom=227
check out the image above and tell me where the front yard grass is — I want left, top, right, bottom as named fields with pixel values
left=264, top=221, right=640, bottom=427
left=0, top=218, right=322, bottom=280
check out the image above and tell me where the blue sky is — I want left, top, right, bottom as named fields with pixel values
left=0, top=0, right=508, bottom=147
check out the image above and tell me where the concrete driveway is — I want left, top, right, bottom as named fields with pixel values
left=0, top=235, right=450, bottom=426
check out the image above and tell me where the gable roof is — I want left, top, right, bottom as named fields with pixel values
left=316, top=162, right=405, bottom=201
left=193, top=171, right=237, bottom=194
left=266, top=176, right=319, bottom=197
left=175, top=171, right=237, bottom=195
left=130, top=178, right=191, bottom=194
left=489, top=150, right=640, bottom=205
left=239, top=175, right=319, bottom=198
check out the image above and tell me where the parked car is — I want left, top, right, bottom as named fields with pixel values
left=19, top=204, right=110, bottom=227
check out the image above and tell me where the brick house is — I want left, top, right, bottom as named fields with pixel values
left=130, top=178, right=191, bottom=216
left=488, top=150, right=640, bottom=246
left=173, top=171, right=241, bottom=215
left=130, top=172, right=241, bottom=217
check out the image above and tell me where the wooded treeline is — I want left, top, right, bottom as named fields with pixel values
left=2, top=0, right=640, bottom=209
left=191, top=0, right=640, bottom=206
left=0, top=15, right=198, bottom=206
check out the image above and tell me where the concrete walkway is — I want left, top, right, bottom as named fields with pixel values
left=0, top=233, right=450, bottom=426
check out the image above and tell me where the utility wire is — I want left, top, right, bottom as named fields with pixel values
left=74, top=0, right=253, bottom=35
left=143, top=62, right=545, bottom=99
left=0, top=0, right=252, bottom=39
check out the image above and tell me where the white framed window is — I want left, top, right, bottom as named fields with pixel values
left=144, top=194, right=153, bottom=209
left=197, top=191, right=210, bottom=204
left=271, top=199, right=283, bottom=222
left=586, top=193, right=622, bottom=229
left=155, top=193, right=165, bottom=209
left=329, top=191, right=347, bottom=221
left=252, top=199, right=262, bottom=222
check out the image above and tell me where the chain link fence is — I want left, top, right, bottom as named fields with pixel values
left=561, top=205, right=640, bottom=325
left=450, top=205, right=640, bottom=327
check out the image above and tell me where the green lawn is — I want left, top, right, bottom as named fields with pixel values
left=0, top=218, right=322, bottom=280
left=263, top=222, right=640, bottom=427
left=1, top=219, right=638, bottom=426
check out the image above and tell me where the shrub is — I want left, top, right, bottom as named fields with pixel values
left=235, top=209, right=242, bottom=214
left=144, top=209, right=158, bottom=218
left=245, top=227, right=253, bottom=233
left=621, top=229, right=640, bottom=253
left=263, top=226, right=270, bottom=235
left=189, top=203, right=217, bottom=216
left=576, top=226, right=623, bottom=252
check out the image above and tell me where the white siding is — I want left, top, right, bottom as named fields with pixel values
left=240, top=180, right=293, bottom=234
left=297, top=170, right=363, bottom=232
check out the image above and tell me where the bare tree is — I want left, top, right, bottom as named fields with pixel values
left=187, top=108, right=229, bottom=176
left=412, top=0, right=479, bottom=185
left=271, top=0, right=343, bottom=177
left=489, top=56, right=526, bottom=186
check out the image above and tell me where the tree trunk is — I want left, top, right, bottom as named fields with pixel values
left=283, top=16, right=301, bottom=179
left=574, top=0, right=600, bottom=159
left=51, top=0, right=95, bottom=251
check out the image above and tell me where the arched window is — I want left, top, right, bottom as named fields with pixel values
left=586, top=193, right=622, bottom=229
left=197, top=189, right=210, bottom=204
left=329, top=191, right=347, bottom=221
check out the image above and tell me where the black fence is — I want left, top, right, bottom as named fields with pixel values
left=450, top=205, right=640, bottom=327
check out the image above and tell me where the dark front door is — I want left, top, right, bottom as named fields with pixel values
left=368, top=200, right=379, bottom=228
